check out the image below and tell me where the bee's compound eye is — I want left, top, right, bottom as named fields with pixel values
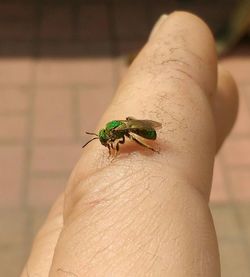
left=99, top=129, right=108, bottom=145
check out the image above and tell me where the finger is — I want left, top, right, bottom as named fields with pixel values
left=69, top=11, right=217, bottom=200
left=213, top=66, right=238, bottom=151
left=49, top=12, right=220, bottom=276
left=21, top=195, right=63, bottom=276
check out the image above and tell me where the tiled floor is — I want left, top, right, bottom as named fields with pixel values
left=0, top=1, right=249, bottom=276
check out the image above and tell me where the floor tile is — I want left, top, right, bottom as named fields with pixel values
left=219, top=240, right=250, bottom=277
left=0, top=210, right=28, bottom=277
left=113, top=2, right=149, bottom=40
left=0, top=146, right=24, bottom=208
left=0, top=115, right=27, bottom=141
left=237, top=203, right=250, bottom=240
left=78, top=3, right=110, bottom=41
left=0, top=246, right=27, bottom=277
left=40, top=4, right=72, bottom=40
left=28, top=176, right=66, bottom=209
left=229, top=170, right=250, bottom=201
left=0, top=58, right=33, bottom=85
left=0, top=3, right=35, bottom=41
left=230, top=91, right=250, bottom=136
left=221, top=56, right=250, bottom=84
left=35, top=58, right=114, bottom=86
left=33, top=87, right=74, bottom=140
left=221, top=138, right=250, bottom=167
left=210, top=158, right=229, bottom=203
left=210, top=204, right=241, bottom=240
left=31, top=143, right=80, bottom=173
left=0, top=88, right=28, bottom=114
left=79, top=84, right=115, bottom=137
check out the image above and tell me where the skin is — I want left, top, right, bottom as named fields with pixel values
left=21, top=12, right=238, bottom=277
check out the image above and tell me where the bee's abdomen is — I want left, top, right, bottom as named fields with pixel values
left=132, top=129, right=156, bottom=140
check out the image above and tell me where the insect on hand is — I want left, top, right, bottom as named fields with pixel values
left=82, top=116, right=162, bottom=156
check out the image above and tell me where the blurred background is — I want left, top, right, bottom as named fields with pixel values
left=0, top=0, right=249, bottom=276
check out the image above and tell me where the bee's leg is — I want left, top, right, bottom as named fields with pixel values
left=128, top=133, right=159, bottom=153
left=115, top=135, right=126, bottom=154
left=120, top=135, right=125, bottom=144
left=110, top=141, right=115, bottom=153
left=114, top=142, right=119, bottom=157
left=109, top=140, right=117, bottom=158
left=107, top=143, right=111, bottom=156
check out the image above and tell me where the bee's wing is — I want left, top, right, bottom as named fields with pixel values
left=138, top=120, right=162, bottom=129
left=126, top=117, right=162, bottom=130
left=113, top=117, right=162, bottom=131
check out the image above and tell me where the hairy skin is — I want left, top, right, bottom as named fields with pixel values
left=21, top=12, right=238, bottom=277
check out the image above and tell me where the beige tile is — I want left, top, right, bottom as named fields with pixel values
left=210, top=204, right=241, bottom=240
left=221, top=57, right=250, bottom=84
left=33, top=88, right=74, bottom=140
left=0, top=210, right=28, bottom=276
left=0, top=146, right=24, bottom=208
left=0, top=58, right=33, bottom=85
left=229, top=170, right=250, bottom=201
left=0, top=115, right=27, bottom=141
left=79, top=85, right=115, bottom=135
left=221, top=138, right=250, bottom=166
left=210, top=158, right=229, bottom=203
left=0, top=210, right=27, bottom=245
left=237, top=204, right=250, bottom=240
left=230, top=92, right=250, bottom=136
left=28, top=176, right=65, bottom=209
left=0, top=246, right=27, bottom=277
left=31, top=143, right=80, bottom=173
left=35, top=58, right=114, bottom=86
left=219, top=240, right=250, bottom=277
left=0, top=88, right=28, bottom=113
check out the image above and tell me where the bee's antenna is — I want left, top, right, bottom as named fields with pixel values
left=82, top=137, right=99, bottom=148
left=85, top=131, right=98, bottom=136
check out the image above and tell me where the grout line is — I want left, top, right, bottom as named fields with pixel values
left=31, top=138, right=80, bottom=145
left=20, top=78, right=35, bottom=263
left=0, top=139, right=25, bottom=145
left=72, top=86, right=82, bottom=142
left=31, top=170, right=71, bottom=179
left=0, top=111, right=28, bottom=116
left=20, top=0, right=43, bottom=264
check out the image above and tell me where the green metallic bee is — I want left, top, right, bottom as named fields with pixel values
left=82, top=116, right=162, bottom=155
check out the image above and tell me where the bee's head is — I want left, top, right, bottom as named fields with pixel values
left=99, top=129, right=109, bottom=146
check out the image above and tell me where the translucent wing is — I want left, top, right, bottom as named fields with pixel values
left=125, top=116, right=162, bottom=130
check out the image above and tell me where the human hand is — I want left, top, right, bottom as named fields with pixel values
left=22, top=12, right=238, bottom=276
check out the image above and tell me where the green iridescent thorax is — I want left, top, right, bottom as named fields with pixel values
left=105, top=120, right=124, bottom=131
left=98, top=129, right=109, bottom=145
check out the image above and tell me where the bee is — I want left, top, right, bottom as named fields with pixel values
left=82, top=116, right=162, bottom=155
